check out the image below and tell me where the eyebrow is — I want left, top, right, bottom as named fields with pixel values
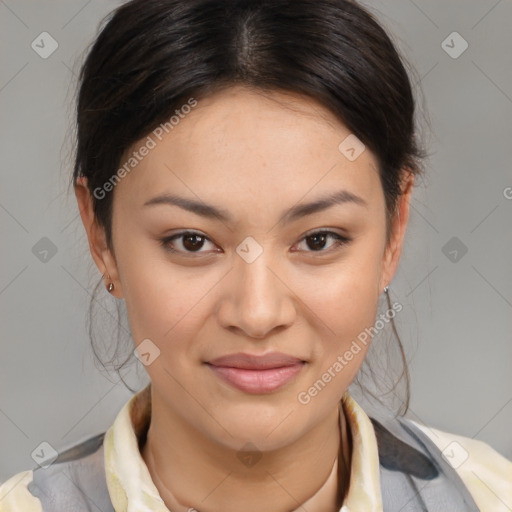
left=143, top=189, right=367, bottom=224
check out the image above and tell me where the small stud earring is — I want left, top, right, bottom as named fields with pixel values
left=383, top=285, right=389, bottom=294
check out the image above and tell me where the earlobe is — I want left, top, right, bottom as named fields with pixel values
left=74, top=177, right=123, bottom=298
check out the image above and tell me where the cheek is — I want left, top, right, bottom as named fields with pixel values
left=115, top=238, right=221, bottom=353
left=113, top=235, right=177, bottom=342
left=306, top=250, right=381, bottom=328
left=304, top=247, right=382, bottom=372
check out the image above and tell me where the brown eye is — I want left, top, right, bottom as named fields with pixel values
left=295, top=230, right=351, bottom=253
left=160, top=231, right=216, bottom=254
left=181, top=233, right=205, bottom=251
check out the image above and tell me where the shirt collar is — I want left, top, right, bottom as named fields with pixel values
left=104, top=384, right=383, bottom=512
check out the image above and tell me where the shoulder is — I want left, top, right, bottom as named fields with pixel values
left=409, top=420, right=512, bottom=512
left=0, top=470, right=42, bottom=512
left=0, top=432, right=114, bottom=512
left=366, top=409, right=508, bottom=511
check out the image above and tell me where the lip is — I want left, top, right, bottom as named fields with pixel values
left=206, top=352, right=306, bottom=394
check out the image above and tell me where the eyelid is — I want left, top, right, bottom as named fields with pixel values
left=302, top=226, right=347, bottom=238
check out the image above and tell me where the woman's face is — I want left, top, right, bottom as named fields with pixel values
left=78, top=85, right=412, bottom=451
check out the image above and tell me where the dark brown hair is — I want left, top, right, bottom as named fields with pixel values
left=71, top=0, right=427, bottom=413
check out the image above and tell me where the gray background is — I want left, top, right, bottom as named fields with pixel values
left=1, top=0, right=511, bottom=483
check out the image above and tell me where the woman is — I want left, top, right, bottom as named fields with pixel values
left=1, top=0, right=510, bottom=511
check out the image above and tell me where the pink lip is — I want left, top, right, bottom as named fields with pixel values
left=206, top=352, right=306, bottom=394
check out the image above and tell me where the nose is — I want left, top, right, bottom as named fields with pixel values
left=216, top=250, right=296, bottom=339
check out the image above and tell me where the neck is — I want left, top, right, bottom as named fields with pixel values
left=141, top=390, right=348, bottom=512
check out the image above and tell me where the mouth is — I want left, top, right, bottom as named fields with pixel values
left=205, top=352, right=306, bottom=394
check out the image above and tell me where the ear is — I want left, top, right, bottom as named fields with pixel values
left=74, top=176, right=123, bottom=298
left=379, top=170, right=415, bottom=294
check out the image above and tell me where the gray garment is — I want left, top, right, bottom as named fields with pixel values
left=26, top=415, right=480, bottom=512
left=28, top=432, right=114, bottom=512
left=371, top=416, right=480, bottom=511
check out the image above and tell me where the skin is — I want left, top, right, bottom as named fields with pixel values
left=75, top=85, right=414, bottom=512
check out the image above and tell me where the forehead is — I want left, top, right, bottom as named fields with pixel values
left=114, top=86, right=381, bottom=215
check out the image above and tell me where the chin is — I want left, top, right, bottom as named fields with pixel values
left=203, top=399, right=317, bottom=449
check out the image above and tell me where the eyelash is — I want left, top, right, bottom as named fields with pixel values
left=159, top=229, right=351, bottom=256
